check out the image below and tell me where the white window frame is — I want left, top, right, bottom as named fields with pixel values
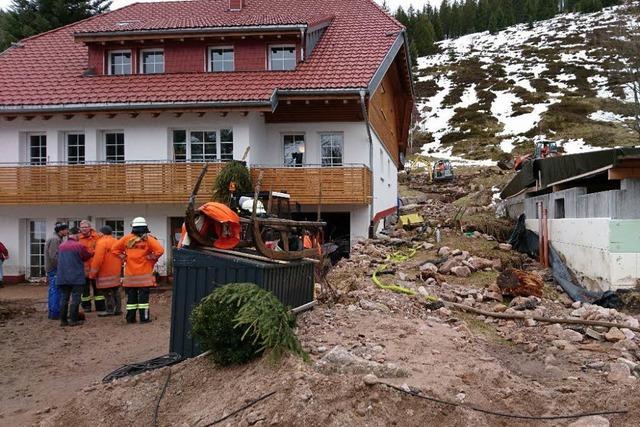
left=319, top=132, right=344, bottom=167
left=65, top=132, right=85, bottom=164
left=100, top=218, right=126, bottom=239
left=27, top=133, right=47, bottom=165
left=102, top=131, right=125, bottom=163
left=139, top=48, right=164, bottom=74
left=171, top=128, right=234, bottom=162
left=208, top=46, right=234, bottom=72
left=108, top=49, right=132, bottom=75
left=282, top=133, right=306, bottom=167
left=269, top=44, right=296, bottom=71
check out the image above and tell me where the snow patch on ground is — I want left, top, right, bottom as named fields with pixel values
left=589, top=110, right=632, bottom=122
left=560, top=138, right=600, bottom=154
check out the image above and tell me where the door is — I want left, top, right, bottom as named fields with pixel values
left=28, top=219, right=46, bottom=278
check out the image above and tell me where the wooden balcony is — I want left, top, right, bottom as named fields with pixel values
left=252, top=165, right=372, bottom=205
left=0, top=162, right=372, bottom=206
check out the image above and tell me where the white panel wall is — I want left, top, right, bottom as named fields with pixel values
left=525, top=218, right=639, bottom=291
left=371, top=129, right=398, bottom=217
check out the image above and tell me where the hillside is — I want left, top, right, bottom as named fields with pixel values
left=414, top=3, right=640, bottom=163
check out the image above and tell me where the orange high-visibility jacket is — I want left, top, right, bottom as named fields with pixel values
left=112, top=233, right=164, bottom=288
left=89, top=235, right=123, bottom=289
left=79, top=230, right=100, bottom=276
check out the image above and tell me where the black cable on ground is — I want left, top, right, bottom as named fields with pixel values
left=102, top=353, right=183, bottom=383
left=152, top=370, right=172, bottom=427
left=199, top=390, right=277, bottom=426
left=382, top=382, right=628, bottom=421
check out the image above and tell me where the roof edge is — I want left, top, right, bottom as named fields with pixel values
left=74, top=23, right=308, bottom=39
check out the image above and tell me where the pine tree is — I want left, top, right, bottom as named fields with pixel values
left=2, top=0, right=111, bottom=49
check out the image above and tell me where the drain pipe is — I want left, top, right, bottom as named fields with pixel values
left=359, top=90, right=375, bottom=237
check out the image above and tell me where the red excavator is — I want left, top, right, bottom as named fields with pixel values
left=498, top=140, right=562, bottom=171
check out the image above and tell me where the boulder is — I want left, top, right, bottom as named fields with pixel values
left=560, top=329, right=584, bottom=343
left=420, top=263, right=438, bottom=273
left=468, top=257, right=494, bottom=270
left=498, top=243, right=512, bottom=251
left=607, top=362, right=634, bottom=384
left=496, top=268, right=543, bottom=297
left=604, top=327, right=626, bottom=342
left=451, top=266, right=472, bottom=278
left=316, top=346, right=409, bottom=378
left=438, top=259, right=460, bottom=274
left=438, top=247, right=451, bottom=257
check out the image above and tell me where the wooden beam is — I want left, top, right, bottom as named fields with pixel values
left=609, top=167, right=640, bottom=180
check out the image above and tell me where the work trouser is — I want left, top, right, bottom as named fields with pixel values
left=47, top=270, right=60, bottom=319
left=102, top=287, right=122, bottom=315
left=59, top=285, right=82, bottom=324
left=125, top=287, right=151, bottom=323
left=81, top=278, right=106, bottom=312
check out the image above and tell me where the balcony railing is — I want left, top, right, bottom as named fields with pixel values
left=0, top=161, right=372, bottom=206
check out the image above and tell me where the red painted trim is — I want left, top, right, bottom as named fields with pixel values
left=372, top=205, right=397, bottom=223
left=1, top=275, right=26, bottom=284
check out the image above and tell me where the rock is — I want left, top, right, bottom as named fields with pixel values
left=438, top=259, right=460, bottom=274
left=571, top=301, right=582, bottom=309
left=316, top=346, right=409, bottom=378
left=398, top=272, right=407, bottom=281
left=417, top=286, right=429, bottom=297
left=424, top=301, right=445, bottom=311
left=526, top=343, right=538, bottom=352
left=435, top=307, right=452, bottom=317
left=422, top=243, right=434, bottom=251
left=451, top=249, right=462, bottom=256
left=461, top=260, right=477, bottom=272
left=558, top=293, right=574, bottom=307
left=612, top=339, right=638, bottom=351
left=607, top=362, right=634, bottom=384
left=491, top=258, right=503, bottom=271
left=509, top=296, right=539, bottom=311
left=317, top=346, right=327, bottom=353
left=545, top=323, right=564, bottom=337
left=451, top=266, right=472, bottom=278
left=626, top=317, right=640, bottom=329
left=567, top=415, right=610, bottom=427
left=420, top=263, right=438, bottom=273
left=560, top=329, right=584, bottom=343
left=438, top=246, right=451, bottom=257
left=468, top=257, right=494, bottom=270
left=498, top=243, right=512, bottom=251
left=492, top=303, right=508, bottom=313
left=604, top=327, right=626, bottom=342
left=524, top=318, right=537, bottom=327
left=585, top=328, right=604, bottom=341
left=359, top=299, right=390, bottom=313
left=473, top=231, right=482, bottom=238
left=621, top=328, right=636, bottom=341
left=363, top=374, right=379, bottom=386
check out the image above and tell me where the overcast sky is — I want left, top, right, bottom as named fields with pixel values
left=0, top=0, right=438, bottom=13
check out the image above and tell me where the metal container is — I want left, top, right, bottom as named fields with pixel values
left=170, top=248, right=315, bottom=358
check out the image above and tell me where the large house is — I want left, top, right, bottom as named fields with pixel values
left=0, top=0, right=414, bottom=281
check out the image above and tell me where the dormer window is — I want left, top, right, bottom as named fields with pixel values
left=108, top=50, right=132, bottom=75
left=208, top=47, right=234, bottom=72
left=269, top=45, right=296, bottom=71
left=140, top=49, right=164, bottom=74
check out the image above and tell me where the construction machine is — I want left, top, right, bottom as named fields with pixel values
left=498, top=140, right=561, bottom=171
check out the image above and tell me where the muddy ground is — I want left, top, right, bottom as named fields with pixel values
left=0, top=284, right=171, bottom=426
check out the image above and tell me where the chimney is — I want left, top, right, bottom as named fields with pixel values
left=229, top=0, right=243, bottom=11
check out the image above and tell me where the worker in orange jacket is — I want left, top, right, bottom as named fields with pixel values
left=88, top=225, right=123, bottom=317
left=112, top=217, right=164, bottom=324
left=78, top=220, right=106, bottom=312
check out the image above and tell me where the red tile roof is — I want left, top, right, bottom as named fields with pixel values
left=0, top=0, right=404, bottom=110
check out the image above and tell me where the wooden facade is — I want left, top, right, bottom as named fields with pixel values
left=368, top=48, right=413, bottom=167
left=0, top=162, right=371, bottom=206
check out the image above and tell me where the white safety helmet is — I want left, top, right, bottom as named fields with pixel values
left=131, top=217, right=148, bottom=227
left=239, top=196, right=266, bottom=215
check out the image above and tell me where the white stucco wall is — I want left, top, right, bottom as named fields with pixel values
left=525, top=218, right=640, bottom=291
left=370, top=130, right=398, bottom=219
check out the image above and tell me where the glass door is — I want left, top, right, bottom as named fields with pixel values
left=28, top=219, right=46, bottom=278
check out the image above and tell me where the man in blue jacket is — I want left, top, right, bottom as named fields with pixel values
left=57, top=227, right=91, bottom=327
